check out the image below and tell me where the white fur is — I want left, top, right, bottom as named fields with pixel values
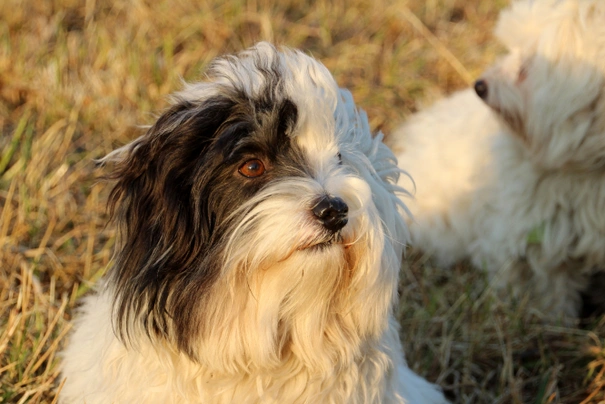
left=60, top=43, right=447, bottom=404
left=390, top=0, right=605, bottom=319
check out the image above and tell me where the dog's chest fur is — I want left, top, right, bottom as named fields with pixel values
left=61, top=292, right=403, bottom=404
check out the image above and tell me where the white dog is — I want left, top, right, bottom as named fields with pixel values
left=390, top=0, right=605, bottom=320
left=59, top=43, right=447, bottom=404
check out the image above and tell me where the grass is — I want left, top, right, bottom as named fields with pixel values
left=0, top=0, right=604, bottom=402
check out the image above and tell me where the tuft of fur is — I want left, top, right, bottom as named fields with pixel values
left=389, top=0, right=605, bottom=320
left=59, top=42, right=447, bottom=404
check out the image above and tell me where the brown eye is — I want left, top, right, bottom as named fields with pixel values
left=238, top=159, right=266, bottom=178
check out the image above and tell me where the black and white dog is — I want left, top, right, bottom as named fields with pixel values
left=60, top=42, right=447, bottom=404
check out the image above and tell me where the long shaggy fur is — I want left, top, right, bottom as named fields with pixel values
left=59, top=42, right=447, bottom=403
left=389, top=0, right=605, bottom=320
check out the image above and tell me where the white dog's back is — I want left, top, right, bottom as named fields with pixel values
left=389, top=89, right=500, bottom=267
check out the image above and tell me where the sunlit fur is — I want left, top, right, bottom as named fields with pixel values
left=389, top=0, right=605, bottom=319
left=59, top=43, right=447, bottom=403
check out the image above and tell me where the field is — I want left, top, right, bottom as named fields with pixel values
left=1, top=0, right=605, bottom=402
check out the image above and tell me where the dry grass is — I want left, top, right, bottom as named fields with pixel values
left=1, top=0, right=604, bottom=402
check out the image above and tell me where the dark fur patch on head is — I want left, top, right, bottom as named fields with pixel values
left=106, top=73, right=305, bottom=355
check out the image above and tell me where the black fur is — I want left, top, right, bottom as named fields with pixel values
left=105, top=60, right=306, bottom=357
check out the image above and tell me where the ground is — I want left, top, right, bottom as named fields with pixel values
left=1, top=0, right=604, bottom=402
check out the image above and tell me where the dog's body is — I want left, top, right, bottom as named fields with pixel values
left=387, top=89, right=498, bottom=270
left=60, top=43, right=447, bottom=404
left=390, top=0, right=605, bottom=319
left=61, top=293, right=441, bottom=403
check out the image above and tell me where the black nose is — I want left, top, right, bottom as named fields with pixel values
left=312, top=196, right=348, bottom=233
left=474, top=79, right=488, bottom=100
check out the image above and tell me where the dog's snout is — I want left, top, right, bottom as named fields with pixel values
left=474, top=79, right=488, bottom=100
left=312, top=196, right=348, bottom=232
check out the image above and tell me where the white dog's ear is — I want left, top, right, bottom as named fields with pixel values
left=494, top=0, right=605, bottom=56
left=495, top=0, right=573, bottom=51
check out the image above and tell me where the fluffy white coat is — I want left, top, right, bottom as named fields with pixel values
left=390, top=0, right=605, bottom=319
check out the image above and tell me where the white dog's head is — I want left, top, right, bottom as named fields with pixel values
left=101, top=42, right=408, bottom=373
left=474, top=0, right=605, bottom=171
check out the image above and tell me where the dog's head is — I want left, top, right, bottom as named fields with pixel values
left=474, top=0, right=605, bottom=171
left=101, top=42, right=408, bottom=372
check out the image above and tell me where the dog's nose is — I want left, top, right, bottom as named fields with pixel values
left=474, top=79, right=488, bottom=100
left=312, top=196, right=348, bottom=233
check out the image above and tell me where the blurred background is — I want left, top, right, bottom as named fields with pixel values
left=1, top=0, right=604, bottom=402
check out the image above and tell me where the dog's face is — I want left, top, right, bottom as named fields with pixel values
left=475, top=0, right=605, bottom=171
left=102, top=43, right=406, bottom=371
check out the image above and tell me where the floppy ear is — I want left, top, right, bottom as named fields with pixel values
left=104, top=95, right=239, bottom=349
left=494, top=0, right=568, bottom=52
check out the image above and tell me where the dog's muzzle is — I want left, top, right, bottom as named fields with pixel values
left=312, top=195, right=349, bottom=233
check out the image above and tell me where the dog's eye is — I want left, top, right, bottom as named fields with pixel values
left=337, top=152, right=342, bottom=165
left=238, top=159, right=266, bottom=178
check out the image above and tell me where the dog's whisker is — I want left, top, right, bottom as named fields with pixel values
left=343, top=232, right=363, bottom=249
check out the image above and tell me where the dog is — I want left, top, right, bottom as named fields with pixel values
left=389, top=0, right=605, bottom=320
left=59, top=43, right=448, bottom=403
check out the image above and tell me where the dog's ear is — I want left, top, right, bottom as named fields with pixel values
left=104, top=96, right=238, bottom=347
